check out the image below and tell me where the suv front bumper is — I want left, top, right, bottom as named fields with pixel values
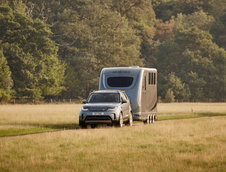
left=79, top=112, right=120, bottom=125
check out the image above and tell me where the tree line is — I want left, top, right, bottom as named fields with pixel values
left=0, top=0, right=225, bottom=102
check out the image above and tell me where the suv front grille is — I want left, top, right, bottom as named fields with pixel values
left=88, top=107, right=108, bottom=111
left=85, top=115, right=112, bottom=124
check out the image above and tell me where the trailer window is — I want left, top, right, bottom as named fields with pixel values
left=151, top=73, right=154, bottom=85
left=107, top=77, right=133, bottom=87
left=144, top=76, right=146, bottom=90
left=149, top=73, right=151, bottom=85
left=154, top=73, right=156, bottom=85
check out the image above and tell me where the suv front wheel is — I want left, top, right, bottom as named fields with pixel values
left=129, top=112, right=133, bottom=126
left=118, top=113, right=123, bottom=127
left=79, top=121, right=87, bottom=129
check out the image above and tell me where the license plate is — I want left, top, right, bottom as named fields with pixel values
left=92, top=112, right=104, bottom=115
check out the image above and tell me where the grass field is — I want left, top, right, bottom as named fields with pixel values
left=0, top=103, right=226, bottom=171
left=0, top=103, right=226, bottom=136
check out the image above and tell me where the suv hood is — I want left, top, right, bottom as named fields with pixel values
left=83, top=103, right=120, bottom=108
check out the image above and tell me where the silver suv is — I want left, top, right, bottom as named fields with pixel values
left=79, top=90, right=133, bottom=128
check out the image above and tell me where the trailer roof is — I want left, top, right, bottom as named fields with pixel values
left=101, top=66, right=157, bottom=72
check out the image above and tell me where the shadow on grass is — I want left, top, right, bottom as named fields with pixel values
left=35, top=123, right=79, bottom=130
left=0, top=123, right=80, bottom=137
left=0, top=122, right=80, bottom=130
left=16, top=122, right=80, bottom=130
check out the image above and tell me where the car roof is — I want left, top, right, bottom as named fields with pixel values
left=91, top=90, right=124, bottom=94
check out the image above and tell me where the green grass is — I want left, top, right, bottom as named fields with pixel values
left=0, top=123, right=80, bottom=137
left=158, top=112, right=226, bottom=121
left=0, top=127, right=59, bottom=137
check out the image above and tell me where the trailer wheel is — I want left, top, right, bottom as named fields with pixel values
left=151, top=115, right=155, bottom=124
left=148, top=115, right=151, bottom=124
left=143, top=116, right=149, bottom=124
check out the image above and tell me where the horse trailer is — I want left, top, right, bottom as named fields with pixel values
left=99, top=66, right=157, bottom=123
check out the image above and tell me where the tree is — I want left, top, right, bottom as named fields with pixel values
left=112, top=0, right=156, bottom=66
left=164, top=89, right=175, bottom=102
left=24, top=0, right=143, bottom=98
left=155, top=13, right=226, bottom=101
left=186, top=72, right=206, bottom=101
left=0, top=49, right=13, bottom=102
left=0, top=4, right=65, bottom=99
left=152, top=0, right=226, bottom=49
left=65, top=0, right=143, bottom=97
left=166, top=73, right=190, bottom=101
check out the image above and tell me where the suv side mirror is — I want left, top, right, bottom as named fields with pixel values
left=82, top=99, right=87, bottom=104
left=121, top=100, right=127, bottom=104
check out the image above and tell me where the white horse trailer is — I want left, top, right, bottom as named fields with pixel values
left=99, top=66, right=157, bottom=123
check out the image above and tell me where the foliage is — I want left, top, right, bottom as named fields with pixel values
left=154, top=11, right=226, bottom=101
left=164, top=88, right=175, bottom=102
left=0, top=49, right=13, bottom=101
left=24, top=0, right=144, bottom=98
left=0, top=4, right=65, bottom=100
left=0, top=0, right=225, bottom=101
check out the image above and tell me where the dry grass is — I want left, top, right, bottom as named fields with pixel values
left=0, top=116, right=225, bottom=171
left=0, top=103, right=225, bottom=136
left=158, top=103, right=226, bottom=115
left=0, top=104, right=82, bottom=124
left=0, top=104, right=82, bottom=136
left=1, top=103, right=225, bottom=125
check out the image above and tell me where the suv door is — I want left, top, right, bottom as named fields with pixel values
left=120, top=92, right=130, bottom=120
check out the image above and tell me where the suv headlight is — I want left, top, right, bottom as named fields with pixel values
left=108, top=106, right=116, bottom=110
left=82, top=106, right=89, bottom=111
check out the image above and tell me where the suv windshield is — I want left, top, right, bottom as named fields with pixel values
left=88, top=93, right=120, bottom=103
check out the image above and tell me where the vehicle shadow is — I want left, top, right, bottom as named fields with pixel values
left=38, top=123, right=80, bottom=130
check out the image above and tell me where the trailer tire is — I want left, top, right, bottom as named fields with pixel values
left=151, top=115, right=155, bottom=123
left=143, top=116, right=149, bottom=124
left=147, top=115, right=151, bottom=124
